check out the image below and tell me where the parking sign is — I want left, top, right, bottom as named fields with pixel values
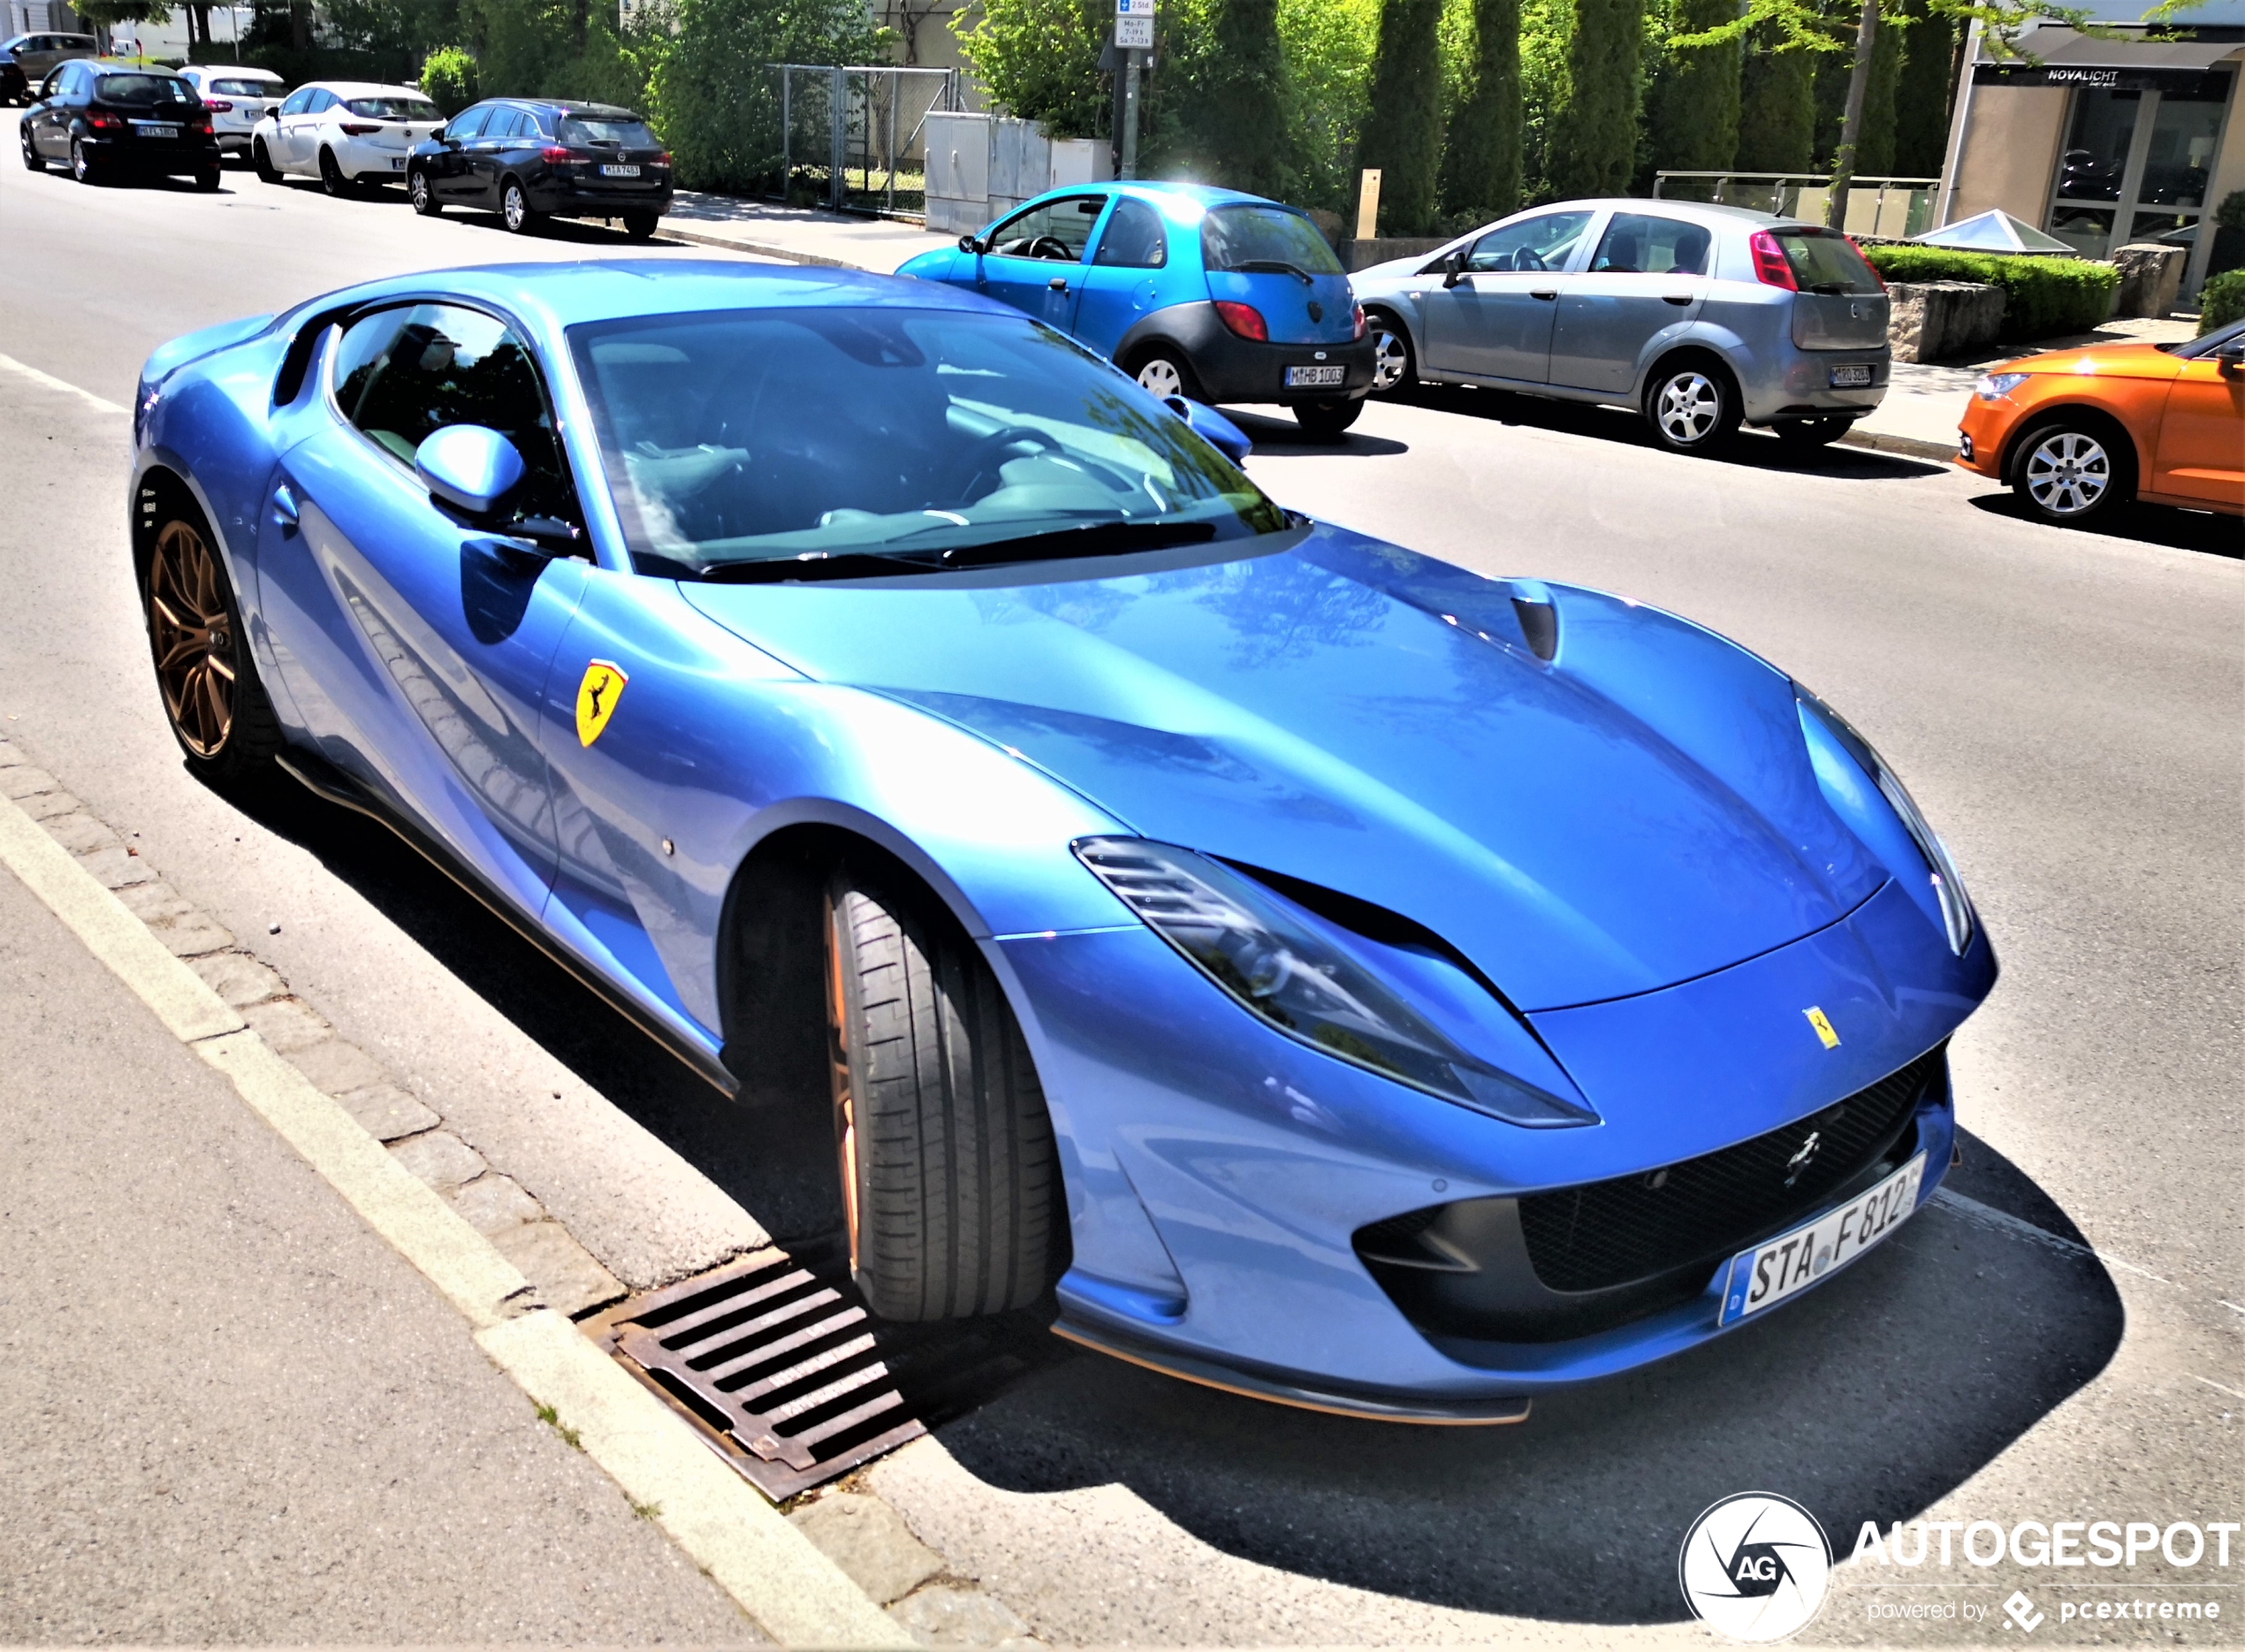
left=1116, top=0, right=1153, bottom=46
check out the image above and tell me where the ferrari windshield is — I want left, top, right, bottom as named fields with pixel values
left=568, top=307, right=1285, bottom=575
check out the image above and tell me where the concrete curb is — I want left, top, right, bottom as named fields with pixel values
left=656, top=225, right=867, bottom=270
left=1839, top=427, right=1960, bottom=464
left=0, top=777, right=912, bottom=1648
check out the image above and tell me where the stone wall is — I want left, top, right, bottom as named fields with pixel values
left=1887, top=281, right=2005, bottom=363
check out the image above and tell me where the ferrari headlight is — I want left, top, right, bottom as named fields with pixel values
left=1974, top=371, right=2028, bottom=402
left=1795, top=687, right=1975, bottom=955
left=1074, top=837, right=1594, bottom=1126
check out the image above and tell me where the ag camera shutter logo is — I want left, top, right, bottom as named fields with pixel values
left=1679, top=1492, right=1833, bottom=1642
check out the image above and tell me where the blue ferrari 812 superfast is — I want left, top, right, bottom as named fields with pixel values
left=130, top=261, right=1995, bottom=1421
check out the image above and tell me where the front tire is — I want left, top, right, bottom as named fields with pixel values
left=1644, top=356, right=1740, bottom=454
left=407, top=166, right=439, bottom=216
left=622, top=209, right=658, bottom=240
left=141, top=491, right=282, bottom=783
left=1293, top=396, right=1363, bottom=440
left=1367, top=312, right=1416, bottom=396
left=252, top=137, right=280, bottom=183
left=501, top=178, right=542, bottom=234
left=2012, top=419, right=2132, bottom=524
left=825, top=871, right=1058, bottom=1321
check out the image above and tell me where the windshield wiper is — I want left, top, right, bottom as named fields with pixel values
left=690, top=520, right=1221, bottom=585
left=1231, top=259, right=1316, bottom=284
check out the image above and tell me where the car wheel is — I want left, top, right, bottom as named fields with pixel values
left=69, top=134, right=99, bottom=184
left=141, top=491, right=283, bottom=783
left=825, top=870, right=1058, bottom=1321
left=2012, top=421, right=2131, bottom=524
left=1644, top=357, right=1740, bottom=454
left=317, top=145, right=352, bottom=196
left=1367, top=312, right=1416, bottom=396
left=407, top=166, right=439, bottom=216
left=193, top=165, right=219, bottom=192
left=1773, top=415, right=1854, bottom=450
left=19, top=123, right=42, bottom=171
left=1293, top=397, right=1364, bottom=440
left=622, top=209, right=658, bottom=240
left=252, top=137, right=280, bottom=183
left=501, top=178, right=542, bottom=234
left=1130, top=349, right=1196, bottom=401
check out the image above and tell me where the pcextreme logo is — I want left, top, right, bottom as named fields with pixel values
left=1679, top=1492, right=1833, bottom=1642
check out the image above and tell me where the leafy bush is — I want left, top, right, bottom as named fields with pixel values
left=649, top=0, right=882, bottom=193
left=420, top=45, right=478, bottom=112
left=2200, top=270, right=2245, bottom=334
left=2216, top=190, right=2245, bottom=233
left=1863, top=246, right=2120, bottom=339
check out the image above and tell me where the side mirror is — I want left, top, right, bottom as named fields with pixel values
left=959, top=233, right=987, bottom=255
left=2218, top=343, right=2244, bottom=376
left=430, top=123, right=445, bottom=141
left=1442, top=251, right=1465, bottom=289
left=1162, top=394, right=1252, bottom=464
left=415, top=424, right=524, bottom=515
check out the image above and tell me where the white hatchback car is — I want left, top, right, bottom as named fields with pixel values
left=176, top=64, right=283, bottom=161
left=250, top=80, right=442, bottom=193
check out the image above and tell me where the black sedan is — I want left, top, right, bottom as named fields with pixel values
left=19, top=60, right=218, bottom=187
left=407, top=97, right=670, bottom=238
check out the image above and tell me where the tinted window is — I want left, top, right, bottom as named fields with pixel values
left=558, top=114, right=658, bottom=147
left=1202, top=205, right=1343, bottom=275
left=209, top=77, right=275, bottom=95
left=1587, top=213, right=1710, bottom=275
left=346, top=95, right=440, bottom=120
left=1092, top=197, right=1167, bottom=268
left=279, top=87, right=312, bottom=114
left=1771, top=228, right=1880, bottom=293
left=1461, top=210, right=1593, bottom=272
left=444, top=104, right=489, bottom=139
left=64, top=34, right=95, bottom=47
left=569, top=308, right=1283, bottom=575
left=989, top=195, right=1103, bottom=261
left=331, top=303, right=576, bottom=523
left=96, top=72, right=194, bottom=105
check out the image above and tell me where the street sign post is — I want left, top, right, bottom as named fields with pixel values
left=1116, top=0, right=1152, bottom=178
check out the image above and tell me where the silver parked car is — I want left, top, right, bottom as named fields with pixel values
left=1349, top=198, right=1891, bottom=453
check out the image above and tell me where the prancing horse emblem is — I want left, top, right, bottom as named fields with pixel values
left=575, top=659, right=628, bottom=748
left=1784, top=1131, right=1822, bottom=1186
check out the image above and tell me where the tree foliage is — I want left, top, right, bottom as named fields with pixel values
left=1168, top=0, right=1295, bottom=194
left=419, top=42, right=479, bottom=109
left=1734, top=26, right=1815, bottom=169
left=1544, top=0, right=1640, bottom=196
left=952, top=0, right=1112, bottom=138
left=1357, top=0, right=1447, bottom=232
left=1891, top=0, right=1955, bottom=174
left=649, top=0, right=882, bottom=188
left=1642, top=0, right=1739, bottom=180
left=1439, top=0, right=1521, bottom=222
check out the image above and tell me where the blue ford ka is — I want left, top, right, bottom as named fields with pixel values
left=896, top=183, right=1379, bottom=441
left=131, top=262, right=1994, bottom=1422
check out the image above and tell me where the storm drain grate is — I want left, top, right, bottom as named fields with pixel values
left=601, top=1245, right=1063, bottom=1499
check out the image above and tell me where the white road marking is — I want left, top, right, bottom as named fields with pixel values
left=0, top=779, right=910, bottom=1648
left=1930, top=1186, right=2175, bottom=1286
left=0, top=352, right=127, bottom=416
left=2192, top=1374, right=2245, bottom=1401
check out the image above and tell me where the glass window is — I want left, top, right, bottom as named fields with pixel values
left=2056, top=89, right=2138, bottom=202
left=209, top=76, right=275, bottom=95
left=567, top=308, right=1285, bottom=576
left=482, top=107, right=523, bottom=138
left=1587, top=213, right=1711, bottom=275
left=2137, top=85, right=2224, bottom=209
left=95, top=72, right=194, bottom=105
left=1460, top=210, right=1593, bottom=273
left=1201, top=204, right=1344, bottom=275
left=345, top=95, right=440, bottom=120
left=279, top=87, right=313, bottom=115
left=1768, top=227, right=1881, bottom=292
left=2048, top=205, right=2116, bottom=260
left=307, top=88, right=338, bottom=113
left=988, top=195, right=1104, bottom=261
left=1092, top=196, right=1168, bottom=268
left=330, top=304, right=577, bottom=524
left=558, top=114, right=659, bottom=148
left=444, top=104, right=489, bottom=139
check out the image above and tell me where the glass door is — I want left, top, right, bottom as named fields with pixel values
left=2047, top=81, right=2229, bottom=265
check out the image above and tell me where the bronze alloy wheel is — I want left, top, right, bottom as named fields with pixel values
left=147, top=517, right=238, bottom=757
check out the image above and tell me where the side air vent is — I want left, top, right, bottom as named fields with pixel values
left=1511, top=595, right=1559, bottom=662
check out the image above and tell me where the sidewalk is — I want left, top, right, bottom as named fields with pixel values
left=660, top=193, right=955, bottom=272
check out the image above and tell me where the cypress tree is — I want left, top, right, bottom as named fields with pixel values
left=1854, top=14, right=1899, bottom=176
left=1811, top=33, right=1848, bottom=166
left=1546, top=0, right=1646, bottom=199
left=1439, top=0, right=1523, bottom=222
left=1643, top=0, right=1741, bottom=184
left=1735, top=33, right=1814, bottom=171
left=1891, top=0, right=1955, bottom=176
left=1358, top=0, right=1448, bottom=234
left=1191, top=0, right=1294, bottom=196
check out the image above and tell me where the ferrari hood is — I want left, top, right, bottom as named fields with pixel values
left=681, top=526, right=1886, bottom=1010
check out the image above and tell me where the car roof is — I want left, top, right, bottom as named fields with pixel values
left=477, top=96, right=641, bottom=115
left=303, top=80, right=426, bottom=96
left=192, top=64, right=283, bottom=79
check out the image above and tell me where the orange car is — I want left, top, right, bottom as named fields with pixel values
left=1955, top=316, right=2244, bottom=526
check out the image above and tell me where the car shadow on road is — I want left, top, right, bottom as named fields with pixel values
left=1966, top=491, right=2242, bottom=559
left=1221, top=409, right=1411, bottom=457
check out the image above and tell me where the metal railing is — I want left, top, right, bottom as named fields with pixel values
left=1654, top=171, right=1943, bottom=238
left=772, top=64, right=963, bottom=219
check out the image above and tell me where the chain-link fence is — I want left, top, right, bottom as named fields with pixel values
left=769, top=64, right=963, bottom=219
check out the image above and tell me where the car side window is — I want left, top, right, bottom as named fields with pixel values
left=1587, top=214, right=1710, bottom=276
left=445, top=104, right=488, bottom=139
left=1461, top=210, right=1594, bottom=274
left=1092, top=197, right=1167, bottom=269
left=330, top=303, right=578, bottom=525
left=279, top=88, right=310, bottom=115
left=482, top=107, right=518, bottom=139
left=988, top=195, right=1104, bottom=262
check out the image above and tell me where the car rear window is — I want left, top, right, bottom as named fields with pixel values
left=346, top=95, right=439, bottom=120
left=209, top=77, right=275, bottom=95
left=1201, top=205, right=1345, bottom=277
left=96, top=72, right=193, bottom=104
left=559, top=115, right=658, bottom=147
left=1772, top=229, right=1882, bottom=293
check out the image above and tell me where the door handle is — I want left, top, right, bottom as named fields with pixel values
left=1048, top=276, right=1069, bottom=292
left=1530, top=288, right=1557, bottom=301
left=270, top=483, right=299, bottom=534
left=1663, top=294, right=1693, bottom=306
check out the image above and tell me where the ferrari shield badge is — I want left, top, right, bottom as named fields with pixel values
left=575, top=660, right=628, bottom=748
left=1803, top=1006, right=1840, bottom=1049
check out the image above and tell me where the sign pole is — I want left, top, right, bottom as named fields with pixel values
left=1120, top=49, right=1141, bottom=179
left=1115, top=0, right=1152, bottom=179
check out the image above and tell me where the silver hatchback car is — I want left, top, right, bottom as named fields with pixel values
left=1350, top=198, right=1890, bottom=454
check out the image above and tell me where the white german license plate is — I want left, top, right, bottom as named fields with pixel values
left=140, top=124, right=179, bottom=140
left=1285, top=364, right=1346, bottom=387
left=1718, top=1152, right=1925, bottom=1326
left=389, top=156, right=405, bottom=169
left=1829, top=363, right=1874, bottom=388
left=601, top=163, right=640, bottom=178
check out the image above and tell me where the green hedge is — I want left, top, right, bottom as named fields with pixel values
left=419, top=46, right=479, bottom=115
left=2201, top=270, right=2245, bottom=334
left=1863, top=247, right=2120, bottom=340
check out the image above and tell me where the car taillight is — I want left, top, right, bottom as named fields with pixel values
left=656, top=151, right=672, bottom=167
left=1748, top=230, right=1799, bottom=291
left=203, top=97, right=232, bottom=111
left=1214, top=301, right=1268, bottom=342
left=1351, top=302, right=1366, bottom=339
left=339, top=120, right=381, bottom=135
left=541, top=145, right=573, bottom=163
left=190, top=111, right=212, bottom=129
left=1844, top=234, right=1887, bottom=292
left=89, top=111, right=123, bottom=130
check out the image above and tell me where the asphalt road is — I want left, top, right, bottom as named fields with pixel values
left=1, top=154, right=2238, bottom=1644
